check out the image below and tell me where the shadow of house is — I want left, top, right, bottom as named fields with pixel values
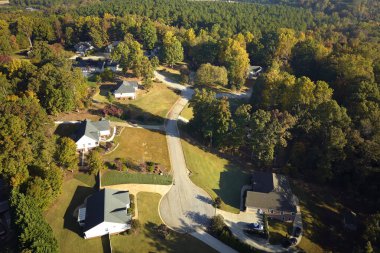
left=214, top=166, right=252, bottom=210
left=63, top=186, right=96, bottom=235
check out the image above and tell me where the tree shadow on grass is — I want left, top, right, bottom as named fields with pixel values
left=63, top=186, right=95, bottom=235
left=115, top=103, right=165, bottom=125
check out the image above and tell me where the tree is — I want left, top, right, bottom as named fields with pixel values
left=0, top=113, right=32, bottom=187
left=248, top=109, right=296, bottom=166
left=139, top=19, right=157, bottom=50
left=10, top=191, right=58, bottom=253
left=209, top=215, right=225, bottom=236
left=25, top=177, right=54, bottom=210
left=160, top=31, right=184, bottom=67
left=55, top=137, right=78, bottom=171
left=290, top=39, right=330, bottom=80
left=219, top=38, right=250, bottom=90
left=195, top=63, right=228, bottom=87
left=87, top=149, right=104, bottom=175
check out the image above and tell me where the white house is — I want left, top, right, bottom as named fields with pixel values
left=247, top=65, right=263, bottom=79
left=113, top=81, right=139, bottom=100
left=78, top=189, right=131, bottom=239
left=74, top=119, right=111, bottom=151
left=74, top=42, right=94, bottom=56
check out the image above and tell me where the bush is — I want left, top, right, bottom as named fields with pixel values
left=128, top=194, right=135, bottom=217
left=209, top=215, right=225, bottom=236
left=128, top=219, right=141, bottom=234
left=214, top=197, right=222, bottom=208
left=157, top=224, right=170, bottom=239
left=103, top=104, right=123, bottom=118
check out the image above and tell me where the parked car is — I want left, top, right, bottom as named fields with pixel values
left=247, top=222, right=264, bottom=231
left=282, top=237, right=297, bottom=248
left=294, top=227, right=302, bottom=237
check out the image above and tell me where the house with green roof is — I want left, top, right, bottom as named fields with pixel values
left=78, top=189, right=132, bottom=239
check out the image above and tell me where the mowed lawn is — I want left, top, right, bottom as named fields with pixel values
left=111, top=192, right=217, bottom=253
left=105, top=127, right=170, bottom=171
left=181, top=139, right=251, bottom=213
left=44, top=174, right=110, bottom=253
left=180, top=104, right=194, bottom=120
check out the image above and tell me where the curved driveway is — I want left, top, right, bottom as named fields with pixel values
left=159, top=88, right=216, bottom=232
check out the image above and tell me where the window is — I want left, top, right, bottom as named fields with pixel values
left=88, top=143, right=91, bottom=145
left=280, top=211, right=284, bottom=215
left=95, top=142, right=99, bottom=145
left=270, top=209, right=274, bottom=214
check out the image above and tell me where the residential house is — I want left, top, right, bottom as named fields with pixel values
left=245, top=172, right=297, bottom=221
left=247, top=65, right=263, bottom=79
left=75, top=42, right=94, bottom=56
left=78, top=189, right=131, bottom=239
left=104, top=60, right=122, bottom=72
left=73, top=119, right=111, bottom=151
left=75, top=59, right=104, bottom=77
left=113, top=81, right=139, bottom=100
left=105, top=41, right=120, bottom=53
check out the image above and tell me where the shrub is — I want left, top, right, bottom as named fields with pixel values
left=128, top=194, right=135, bottom=217
left=209, top=215, right=225, bottom=236
left=214, top=197, right=222, bottom=208
left=128, top=219, right=141, bottom=234
left=103, top=104, right=123, bottom=118
left=157, top=224, right=170, bottom=239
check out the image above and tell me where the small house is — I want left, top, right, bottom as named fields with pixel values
left=78, top=189, right=131, bottom=239
left=105, top=41, right=120, bottom=53
left=73, top=119, right=111, bottom=151
left=247, top=66, right=263, bottom=79
left=74, top=42, right=94, bottom=56
left=245, top=172, right=297, bottom=222
left=113, top=81, right=139, bottom=100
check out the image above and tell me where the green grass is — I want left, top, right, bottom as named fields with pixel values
left=181, top=139, right=251, bottom=213
left=111, top=192, right=217, bottom=253
left=101, top=170, right=172, bottom=186
left=157, top=67, right=182, bottom=83
left=95, top=83, right=179, bottom=124
left=180, top=104, right=194, bottom=120
left=268, top=219, right=292, bottom=245
left=290, top=180, right=355, bottom=253
left=45, top=178, right=107, bottom=253
left=105, top=127, right=171, bottom=171
left=74, top=173, right=96, bottom=187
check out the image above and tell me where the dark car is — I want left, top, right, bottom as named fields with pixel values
left=294, top=227, right=302, bottom=237
left=282, top=237, right=297, bottom=248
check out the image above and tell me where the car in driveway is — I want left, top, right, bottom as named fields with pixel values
left=247, top=222, right=264, bottom=231
left=294, top=227, right=302, bottom=237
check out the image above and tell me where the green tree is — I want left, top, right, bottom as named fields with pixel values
left=195, top=63, right=228, bottom=87
left=87, top=149, right=104, bottom=175
left=160, top=31, right=184, bottom=67
left=25, top=177, right=54, bottom=210
left=55, top=137, right=78, bottom=171
left=248, top=109, right=296, bottom=166
left=10, top=191, right=58, bottom=253
left=0, top=113, right=32, bottom=187
left=139, top=19, right=157, bottom=50
left=219, top=38, right=250, bottom=90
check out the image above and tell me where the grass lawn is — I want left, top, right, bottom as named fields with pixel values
left=157, top=66, right=182, bottom=83
left=95, top=83, right=179, bottom=124
left=105, top=127, right=171, bottom=171
left=180, top=104, right=194, bottom=120
left=45, top=174, right=110, bottom=253
left=111, top=192, right=217, bottom=253
left=101, top=170, right=172, bottom=186
left=290, top=180, right=357, bottom=253
left=181, top=139, right=251, bottom=213
left=268, top=219, right=292, bottom=245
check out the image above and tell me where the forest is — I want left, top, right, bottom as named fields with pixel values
left=0, top=0, right=379, bottom=252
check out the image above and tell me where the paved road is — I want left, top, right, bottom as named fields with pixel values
left=159, top=89, right=215, bottom=232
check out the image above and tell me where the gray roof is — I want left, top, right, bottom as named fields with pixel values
left=246, top=172, right=296, bottom=212
left=84, top=189, right=131, bottom=231
left=75, top=119, right=110, bottom=141
left=114, top=81, right=138, bottom=94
